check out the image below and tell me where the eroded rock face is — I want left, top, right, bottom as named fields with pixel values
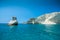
left=26, top=18, right=36, bottom=24
left=36, top=12, right=60, bottom=24
left=8, top=17, right=18, bottom=25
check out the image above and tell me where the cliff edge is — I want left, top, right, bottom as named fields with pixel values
left=36, top=12, right=60, bottom=24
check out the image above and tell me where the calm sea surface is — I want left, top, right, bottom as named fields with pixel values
left=0, top=24, right=60, bottom=40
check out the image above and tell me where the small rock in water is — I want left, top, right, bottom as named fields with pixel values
left=8, top=17, right=18, bottom=26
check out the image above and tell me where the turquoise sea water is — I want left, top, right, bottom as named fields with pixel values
left=0, top=24, right=60, bottom=40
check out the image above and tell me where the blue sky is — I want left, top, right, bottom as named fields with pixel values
left=0, top=0, right=60, bottom=23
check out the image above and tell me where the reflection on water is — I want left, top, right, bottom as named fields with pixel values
left=9, top=26, right=18, bottom=33
left=44, top=24, right=55, bottom=32
left=44, top=24, right=60, bottom=40
left=0, top=24, right=60, bottom=40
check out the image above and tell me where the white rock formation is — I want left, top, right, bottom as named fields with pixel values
left=8, top=17, right=18, bottom=25
left=36, top=12, right=60, bottom=24
left=8, top=20, right=18, bottom=25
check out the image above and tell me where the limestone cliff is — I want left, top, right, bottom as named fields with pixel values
left=36, top=12, right=60, bottom=24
